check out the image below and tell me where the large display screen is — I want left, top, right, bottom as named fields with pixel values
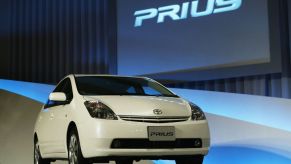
left=118, top=0, right=270, bottom=76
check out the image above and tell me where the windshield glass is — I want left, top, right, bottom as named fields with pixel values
left=75, top=76, right=178, bottom=97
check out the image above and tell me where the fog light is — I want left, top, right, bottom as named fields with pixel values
left=194, top=139, right=202, bottom=147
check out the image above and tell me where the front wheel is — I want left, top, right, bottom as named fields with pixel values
left=34, top=139, right=50, bottom=164
left=175, top=155, right=204, bottom=164
left=68, top=128, right=89, bottom=164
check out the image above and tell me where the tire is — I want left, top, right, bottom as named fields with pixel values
left=115, top=159, right=133, bottom=164
left=34, top=139, right=50, bottom=164
left=68, top=128, right=89, bottom=164
left=175, top=155, right=204, bottom=164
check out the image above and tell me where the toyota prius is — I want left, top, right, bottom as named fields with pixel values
left=33, top=75, right=210, bottom=164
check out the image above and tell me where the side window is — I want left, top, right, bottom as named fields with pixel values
left=142, top=86, right=161, bottom=95
left=53, top=79, right=66, bottom=92
left=126, top=86, right=137, bottom=94
left=62, top=79, right=73, bottom=101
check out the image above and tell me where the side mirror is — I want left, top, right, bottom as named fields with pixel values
left=49, top=92, right=67, bottom=102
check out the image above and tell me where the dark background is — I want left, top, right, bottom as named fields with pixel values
left=0, top=0, right=291, bottom=99
left=0, top=0, right=117, bottom=84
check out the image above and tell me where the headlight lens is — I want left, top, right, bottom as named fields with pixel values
left=84, top=101, right=118, bottom=120
left=190, top=103, right=206, bottom=121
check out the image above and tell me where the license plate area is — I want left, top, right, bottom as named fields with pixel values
left=148, top=126, right=175, bottom=141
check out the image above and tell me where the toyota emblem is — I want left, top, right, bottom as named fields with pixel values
left=153, top=109, right=163, bottom=115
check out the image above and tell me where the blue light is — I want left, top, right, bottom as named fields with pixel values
left=153, top=160, right=175, bottom=164
left=0, top=79, right=54, bottom=103
left=205, top=145, right=291, bottom=164
left=171, top=88, right=291, bottom=132
left=153, top=145, right=291, bottom=164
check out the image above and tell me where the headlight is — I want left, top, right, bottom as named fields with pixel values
left=189, top=103, right=206, bottom=121
left=84, top=101, right=118, bottom=120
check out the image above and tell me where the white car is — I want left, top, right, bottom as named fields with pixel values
left=34, top=75, right=210, bottom=164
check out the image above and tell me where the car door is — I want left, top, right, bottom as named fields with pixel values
left=36, top=104, right=54, bottom=155
left=39, top=79, right=66, bottom=154
left=50, top=78, right=73, bottom=154
left=43, top=79, right=67, bottom=154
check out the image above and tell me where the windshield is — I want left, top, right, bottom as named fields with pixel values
left=75, top=76, right=178, bottom=97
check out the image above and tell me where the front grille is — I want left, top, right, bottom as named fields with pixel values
left=119, top=115, right=189, bottom=123
left=111, top=139, right=202, bottom=149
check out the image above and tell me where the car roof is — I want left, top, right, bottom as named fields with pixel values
left=72, top=74, right=149, bottom=79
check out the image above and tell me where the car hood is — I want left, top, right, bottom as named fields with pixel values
left=83, top=96, right=191, bottom=117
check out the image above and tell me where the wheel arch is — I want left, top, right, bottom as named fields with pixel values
left=66, top=121, right=88, bottom=161
left=34, top=132, right=38, bottom=142
left=66, top=121, right=78, bottom=148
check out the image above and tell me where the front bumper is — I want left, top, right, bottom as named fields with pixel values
left=77, top=119, right=210, bottom=159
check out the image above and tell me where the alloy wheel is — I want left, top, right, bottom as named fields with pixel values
left=69, top=134, right=79, bottom=164
left=34, top=141, right=40, bottom=164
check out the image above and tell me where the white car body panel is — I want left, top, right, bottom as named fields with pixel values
left=77, top=119, right=210, bottom=158
left=34, top=75, right=211, bottom=160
